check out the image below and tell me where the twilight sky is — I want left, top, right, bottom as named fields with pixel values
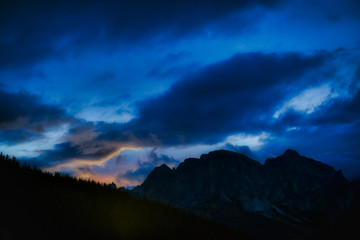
left=1, top=0, right=360, bottom=187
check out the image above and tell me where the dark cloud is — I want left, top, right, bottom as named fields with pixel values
left=0, top=89, right=67, bottom=126
left=0, top=129, right=39, bottom=145
left=25, top=121, right=159, bottom=167
left=0, top=0, right=283, bottom=69
left=125, top=51, right=329, bottom=145
left=0, top=89, right=71, bottom=143
left=316, top=94, right=360, bottom=125
left=94, top=122, right=161, bottom=146
left=37, top=142, right=84, bottom=163
left=29, top=141, right=119, bottom=167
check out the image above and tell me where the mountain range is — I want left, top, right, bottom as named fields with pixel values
left=131, top=149, right=358, bottom=239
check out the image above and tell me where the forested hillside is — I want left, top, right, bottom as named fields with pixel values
left=0, top=153, right=250, bottom=240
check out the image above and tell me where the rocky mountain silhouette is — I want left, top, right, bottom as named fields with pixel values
left=132, top=149, right=356, bottom=239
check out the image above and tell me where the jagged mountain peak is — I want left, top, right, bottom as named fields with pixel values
left=157, top=163, right=172, bottom=171
left=201, top=149, right=246, bottom=158
left=199, top=149, right=262, bottom=167
left=144, top=163, right=172, bottom=180
left=264, top=149, right=303, bottom=168
left=282, top=149, right=301, bottom=158
left=140, top=164, right=173, bottom=189
left=264, top=149, right=341, bottom=177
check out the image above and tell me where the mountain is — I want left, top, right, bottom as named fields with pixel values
left=0, top=153, right=250, bottom=240
left=132, top=149, right=356, bottom=239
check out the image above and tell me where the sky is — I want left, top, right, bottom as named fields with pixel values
left=1, top=0, right=360, bottom=187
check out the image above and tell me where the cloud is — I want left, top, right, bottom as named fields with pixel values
left=278, top=87, right=360, bottom=128
left=12, top=120, right=119, bottom=167
left=48, top=50, right=329, bottom=175
left=119, top=148, right=179, bottom=182
left=223, top=144, right=257, bottom=159
left=0, top=129, right=39, bottom=145
left=15, top=120, right=159, bottom=167
left=0, top=0, right=283, bottom=69
left=120, top=167, right=153, bottom=182
left=217, top=86, right=360, bottom=178
left=0, top=89, right=67, bottom=126
left=0, top=89, right=71, bottom=143
left=273, top=84, right=336, bottom=118
left=115, top=154, right=126, bottom=166
left=77, top=165, right=94, bottom=175
left=4, top=49, right=357, bottom=178
left=25, top=140, right=119, bottom=167
left=124, top=51, right=329, bottom=145
left=146, top=147, right=179, bottom=166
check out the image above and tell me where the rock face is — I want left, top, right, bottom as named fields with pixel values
left=132, top=149, right=353, bottom=229
left=263, top=150, right=351, bottom=221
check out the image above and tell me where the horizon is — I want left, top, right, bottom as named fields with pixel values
left=1, top=0, right=359, bottom=187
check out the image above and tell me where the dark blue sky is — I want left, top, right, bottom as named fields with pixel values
left=1, top=0, right=359, bottom=186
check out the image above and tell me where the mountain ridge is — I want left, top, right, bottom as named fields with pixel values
left=132, top=149, right=356, bottom=239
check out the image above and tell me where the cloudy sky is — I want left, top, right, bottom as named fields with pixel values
left=1, top=0, right=360, bottom=187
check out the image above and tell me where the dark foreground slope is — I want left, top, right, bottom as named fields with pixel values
left=0, top=153, right=250, bottom=240
left=132, top=149, right=358, bottom=239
